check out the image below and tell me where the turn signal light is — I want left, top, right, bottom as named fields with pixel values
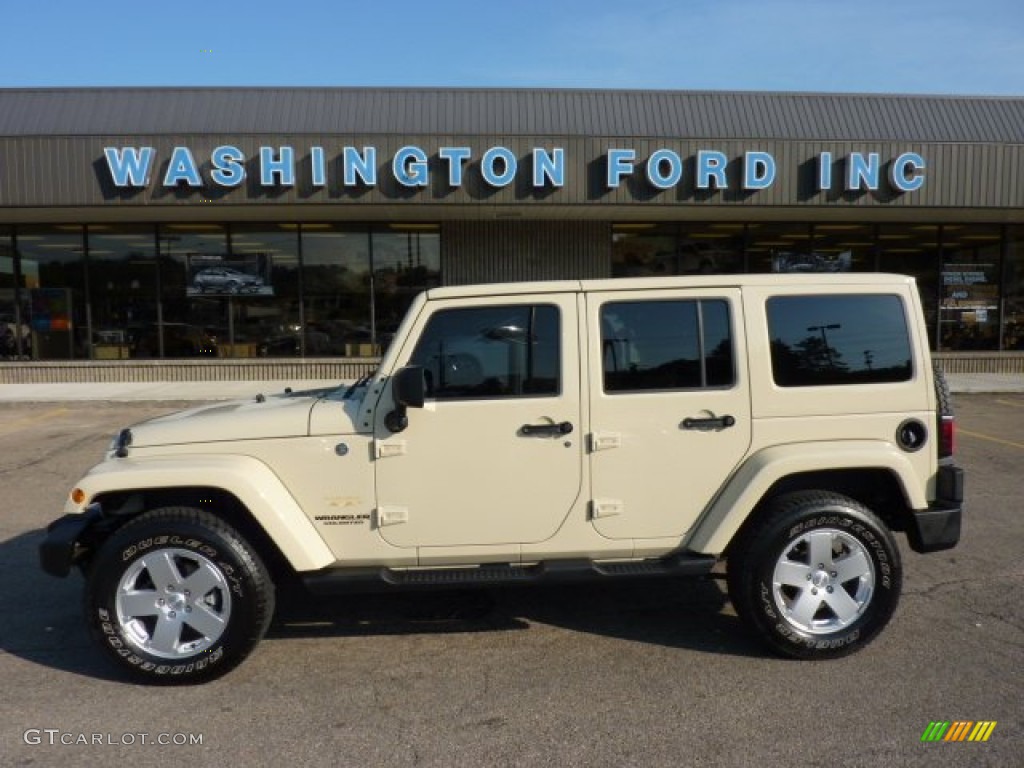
left=70, top=488, right=86, bottom=505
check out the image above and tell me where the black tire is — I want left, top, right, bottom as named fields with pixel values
left=727, top=491, right=902, bottom=660
left=84, top=507, right=274, bottom=684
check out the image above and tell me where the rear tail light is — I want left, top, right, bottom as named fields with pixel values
left=938, top=414, right=955, bottom=458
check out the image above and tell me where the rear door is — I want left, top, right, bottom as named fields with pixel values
left=587, top=288, right=752, bottom=540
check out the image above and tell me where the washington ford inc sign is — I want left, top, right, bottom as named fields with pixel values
left=103, top=145, right=926, bottom=195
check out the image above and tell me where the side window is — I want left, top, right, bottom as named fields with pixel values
left=601, top=299, right=735, bottom=392
left=409, top=305, right=560, bottom=399
left=767, top=294, right=913, bottom=386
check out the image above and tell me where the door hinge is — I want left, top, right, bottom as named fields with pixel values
left=376, top=440, right=407, bottom=459
left=591, top=498, right=624, bottom=519
left=590, top=432, right=622, bottom=452
left=376, top=506, right=409, bottom=527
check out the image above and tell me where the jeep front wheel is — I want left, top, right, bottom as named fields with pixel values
left=84, top=507, right=274, bottom=684
left=727, top=491, right=902, bottom=659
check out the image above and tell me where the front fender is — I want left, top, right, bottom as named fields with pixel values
left=684, top=441, right=928, bottom=555
left=66, top=454, right=335, bottom=572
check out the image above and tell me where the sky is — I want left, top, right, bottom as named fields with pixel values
left=1, top=0, right=1022, bottom=95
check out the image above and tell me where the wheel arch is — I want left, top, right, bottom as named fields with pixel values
left=685, top=441, right=926, bottom=556
left=69, top=454, right=335, bottom=574
left=90, top=486, right=298, bottom=584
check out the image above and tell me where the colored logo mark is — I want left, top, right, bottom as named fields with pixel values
left=921, top=721, right=997, bottom=742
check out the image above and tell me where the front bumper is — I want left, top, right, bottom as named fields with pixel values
left=906, top=464, right=964, bottom=554
left=39, top=504, right=103, bottom=578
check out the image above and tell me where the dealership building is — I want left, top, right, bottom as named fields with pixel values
left=1, top=87, right=1022, bottom=382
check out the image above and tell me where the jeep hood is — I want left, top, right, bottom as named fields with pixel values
left=127, top=390, right=353, bottom=448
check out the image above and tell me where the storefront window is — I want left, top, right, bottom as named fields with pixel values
left=1003, top=226, right=1024, bottom=350
left=613, top=223, right=746, bottom=277
left=811, top=224, right=876, bottom=273
left=746, top=223, right=813, bottom=273
left=877, top=224, right=942, bottom=348
left=15, top=226, right=88, bottom=360
left=301, top=226, right=373, bottom=356
left=1, top=226, right=26, bottom=358
left=939, top=225, right=1002, bottom=351
left=157, top=225, right=229, bottom=357
left=678, top=223, right=745, bottom=274
left=229, top=224, right=302, bottom=357
left=372, top=226, right=441, bottom=352
left=87, top=226, right=159, bottom=359
left=611, top=224, right=677, bottom=277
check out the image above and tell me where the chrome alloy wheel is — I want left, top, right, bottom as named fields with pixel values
left=115, top=548, right=233, bottom=659
left=772, top=528, right=875, bottom=635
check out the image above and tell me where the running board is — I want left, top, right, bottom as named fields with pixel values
left=302, top=553, right=716, bottom=595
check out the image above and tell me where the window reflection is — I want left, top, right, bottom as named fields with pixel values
left=1005, top=227, right=1024, bottom=350
left=612, top=223, right=744, bottom=277
left=229, top=224, right=301, bottom=357
left=301, top=226, right=373, bottom=356
left=87, top=226, right=158, bottom=358
left=0, top=226, right=28, bottom=358
left=939, top=225, right=1002, bottom=351
left=876, top=224, right=941, bottom=349
left=746, top=223, right=813, bottom=273
left=16, top=226, right=87, bottom=359
left=158, top=225, right=228, bottom=357
left=372, top=227, right=441, bottom=351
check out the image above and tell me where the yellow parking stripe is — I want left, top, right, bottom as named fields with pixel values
left=0, top=407, right=68, bottom=434
left=995, top=399, right=1024, bottom=408
left=958, top=428, right=1024, bottom=451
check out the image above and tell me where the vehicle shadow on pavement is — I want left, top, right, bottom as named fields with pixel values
left=0, top=530, right=127, bottom=683
left=269, top=577, right=767, bottom=659
left=4, top=526, right=765, bottom=685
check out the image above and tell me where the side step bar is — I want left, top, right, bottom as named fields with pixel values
left=302, top=553, right=717, bottom=595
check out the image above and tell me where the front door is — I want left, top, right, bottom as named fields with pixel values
left=374, top=295, right=583, bottom=551
left=588, top=288, right=752, bottom=540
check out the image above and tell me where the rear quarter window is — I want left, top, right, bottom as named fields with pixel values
left=767, top=294, right=913, bottom=387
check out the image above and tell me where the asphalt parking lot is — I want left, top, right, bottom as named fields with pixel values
left=1, top=395, right=1021, bottom=767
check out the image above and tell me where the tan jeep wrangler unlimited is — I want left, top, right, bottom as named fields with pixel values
left=41, top=274, right=963, bottom=683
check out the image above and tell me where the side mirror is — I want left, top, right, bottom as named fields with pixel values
left=393, top=365, right=425, bottom=408
left=385, top=365, right=425, bottom=433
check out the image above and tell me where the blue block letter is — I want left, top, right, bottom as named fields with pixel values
left=697, top=150, right=728, bottom=189
left=394, top=146, right=429, bottom=187
left=344, top=147, right=377, bottom=186
left=104, top=146, right=155, bottom=187
left=607, top=149, right=636, bottom=188
left=847, top=152, right=881, bottom=191
left=532, top=148, right=565, bottom=188
left=163, top=147, right=202, bottom=187
left=743, top=151, right=775, bottom=190
left=211, top=145, right=245, bottom=187
left=890, top=152, right=925, bottom=192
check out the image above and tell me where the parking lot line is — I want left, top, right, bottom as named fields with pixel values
left=0, top=407, right=69, bottom=434
left=958, top=428, right=1024, bottom=451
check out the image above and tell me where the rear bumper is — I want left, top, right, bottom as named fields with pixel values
left=907, top=465, right=964, bottom=554
left=39, top=504, right=103, bottom=578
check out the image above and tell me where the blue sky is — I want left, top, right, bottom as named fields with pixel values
left=3, top=0, right=1022, bottom=94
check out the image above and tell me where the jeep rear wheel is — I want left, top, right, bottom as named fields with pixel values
left=85, top=507, right=274, bottom=684
left=727, top=491, right=902, bottom=659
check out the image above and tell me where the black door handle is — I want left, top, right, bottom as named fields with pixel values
left=682, top=414, right=736, bottom=431
left=520, top=421, right=574, bottom=437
